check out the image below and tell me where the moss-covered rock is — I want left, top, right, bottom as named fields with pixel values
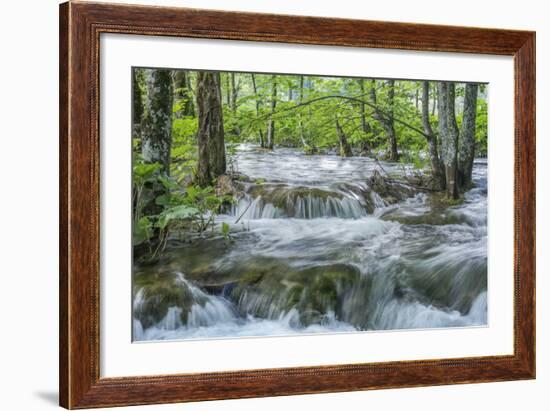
left=248, top=184, right=344, bottom=210
left=229, top=263, right=364, bottom=326
left=367, top=170, right=417, bottom=205
left=381, top=211, right=466, bottom=226
left=133, top=271, right=204, bottom=328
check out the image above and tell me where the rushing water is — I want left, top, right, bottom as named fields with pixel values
left=133, top=145, right=488, bottom=342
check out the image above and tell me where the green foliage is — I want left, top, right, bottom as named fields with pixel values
left=157, top=205, right=198, bottom=230
left=133, top=217, right=152, bottom=246
left=132, top=155, right=233, bottom=259
left=171, top=117, right=198, bottom=183
left=221, top=222, right=232, bottom=245
left=475, top=98, right=488, bottom=157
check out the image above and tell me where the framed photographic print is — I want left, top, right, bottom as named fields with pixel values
left=59, top=1, right=535, bottom=408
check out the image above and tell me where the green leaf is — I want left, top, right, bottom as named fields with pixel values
left=133, top=217, right=152, bottom=246
left=221, top=222, right=230, bottom=236
left=156, top=205, right=198, bottom=229
left=133, top=162, right=162, bottom=178
left=158, top=175, right=178, bottom=190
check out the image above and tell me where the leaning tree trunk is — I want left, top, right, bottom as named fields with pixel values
left=438, top=82, right=460, bottom=200
left=458, top=83, right=479, bottom=189
left=196, top=71, right=226, bottom=187
left=421, top=81, right=445, bottom=190
left=266, top=75, right=277, bottom=150
left=141, top=69, right=173, bottom=174
left=336, top=117, right=353, bottom=157
left=250, top=74, right=265, bottom=148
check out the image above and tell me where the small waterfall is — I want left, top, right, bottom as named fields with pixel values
left=232, top=184, right=369, bottom=220
left=158, top=306, right=183, bottom=330
left=133, top=272, right=237, bottom=341
left=187, top=299, right=236, bottom=328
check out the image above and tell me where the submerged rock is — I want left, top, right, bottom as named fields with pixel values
left=396, top=238, right=487, bottom=314
left=228, top=263, right=365, bottom=327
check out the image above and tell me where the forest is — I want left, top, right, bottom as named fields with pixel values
left=132, top=68, right=488, bottom=341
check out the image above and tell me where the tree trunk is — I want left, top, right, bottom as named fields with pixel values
left=298, top=76, right=308, bottom=149
left=141, top=69, right=173, bottom=174
left=432, top=83, right=437, bottom=116
left=196, top=71, right=226, bottom=187
left=385, top=80, right=399, bottom=161
left=132, top=68, right=144, bottom=139
left=358, top=79, right=372, bottom=154
left=336, top=117, right=352, bottom=157
left=266, top=75, right=277, bottom=150
left=421, top=81, right=445, bottom=190
left=173, top=70, right=195, bottom=118
left=250, top=74, right=265, bottom=148
left=230, top=73, right=238, bottom=113
left=369, top=79, right=399, bottom=161
left=458, top=83, right=478, bottom=188
left=438, top=82, right=460, bottom=199
left=224, top=74, right=231, bottom=106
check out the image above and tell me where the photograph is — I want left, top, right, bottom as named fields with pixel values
left=131, top=68, right=488, bottom=342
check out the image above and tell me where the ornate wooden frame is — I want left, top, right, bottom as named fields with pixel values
left=59, top=1, right=536, bottom=408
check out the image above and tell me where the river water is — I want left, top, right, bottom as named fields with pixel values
left=133, top=145, right=488, bottom=341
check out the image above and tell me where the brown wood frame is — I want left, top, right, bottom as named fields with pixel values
left=59, top=1, right=536, bottom=408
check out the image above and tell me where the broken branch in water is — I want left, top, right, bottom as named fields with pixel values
left=234, top=199, right=254, bottom=224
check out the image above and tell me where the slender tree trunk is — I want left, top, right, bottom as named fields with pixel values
left=421, top=81, right=445, bottom=190
left=266, top=75, right=277, bottom=150
left=432, top=83, right=437, bottom=116
left=458, top=83, right=479, bottom=188
left=438, top=82, right=460, bottom=199
left=250, top=74, right=265, bottom=148
left=230, top=73, right=238, bottom=113
left=298, top=76, right=308, bottom=149
left=141, top=69, right=173, bottom=174
left=369, top=79, right=399, bottom=161
left=196, top=71, right=226, bottom=187
left=385, top=80, right=399, bottom=161
left=185, top=73, right=196, bottom=115
left=358, top=79, right=372, bottom=154
left=132, top=68, right=144, bottom=139
left=336, top=117, right=353, bottom=157
left=224, top=73, right=231, bottom=106
left=173, top=71, right=195, bottom=118
left=229, top=73, right=241, bottom=136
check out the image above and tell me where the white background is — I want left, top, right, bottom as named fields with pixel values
left=0, top=0, right=547, bottom=410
